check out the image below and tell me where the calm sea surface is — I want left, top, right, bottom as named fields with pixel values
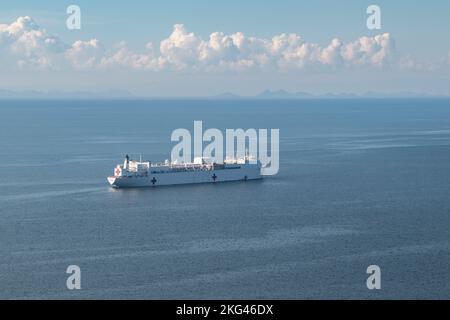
left=1, top=99, right=450, bottom=299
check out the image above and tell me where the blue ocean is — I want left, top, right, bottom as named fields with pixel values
left=1, top=98, right=450, bottom=299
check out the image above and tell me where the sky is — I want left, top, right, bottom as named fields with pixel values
left=0, top=0, right=449, bottom=96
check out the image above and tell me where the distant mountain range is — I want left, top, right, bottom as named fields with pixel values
left=213, top=90, right=448, bottom=99
left=0, top=89, right=448, bottom=100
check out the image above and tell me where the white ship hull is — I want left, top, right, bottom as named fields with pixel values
left=108, top=162, right=261, bottom=189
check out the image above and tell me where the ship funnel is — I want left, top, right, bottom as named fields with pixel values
left=124, top=154, right=130, bottom=169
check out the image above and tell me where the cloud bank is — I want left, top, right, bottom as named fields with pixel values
left=0, top=16, right=437, bottom=74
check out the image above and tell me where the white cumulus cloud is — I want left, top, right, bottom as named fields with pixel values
left=66, top=39, right=104, bottom=69
left=0, top=16, right=440, bottom=74
left=99, top=43, right=162, bottom=71
left=0, top=16, right=67, bottom=69
left=341, top=33, right=395, bottom=67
